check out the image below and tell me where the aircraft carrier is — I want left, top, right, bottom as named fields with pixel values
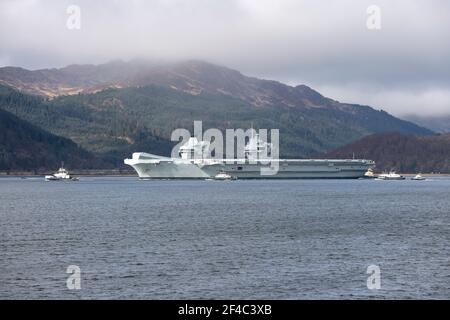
left=124, top=134, right=375, bottom=179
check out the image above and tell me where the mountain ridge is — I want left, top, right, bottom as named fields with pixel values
left=0, top=60, right=434, bottom=167
left=404, top=114, right=450, bottom=133
left=0, top=60, right=362, bottom=109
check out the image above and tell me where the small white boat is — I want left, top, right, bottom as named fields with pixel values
left=45, top=165, right=78, bottom=181
left=44, top=175, right=59, bottom=181
left=214, top=171, right=234, bottom=181
left=376, top=171, right=405, bottom=180
left=411, top=174, right=426, bottom=181
left=363, top=168, right=376, bottom=179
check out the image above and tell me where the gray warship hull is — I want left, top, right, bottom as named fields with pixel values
left=124, top=153, right=375, bottom=179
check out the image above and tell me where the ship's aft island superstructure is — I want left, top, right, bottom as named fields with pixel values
left=124, top=134, right=375, bottom=179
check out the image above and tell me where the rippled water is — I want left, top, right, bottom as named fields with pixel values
left=0, top=177, right=449, bottom=299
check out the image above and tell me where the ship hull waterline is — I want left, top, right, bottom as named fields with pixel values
left=125, top=153, right=375, bottom=180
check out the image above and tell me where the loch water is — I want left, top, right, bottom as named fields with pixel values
left=1, top=177, right=449, bottom=299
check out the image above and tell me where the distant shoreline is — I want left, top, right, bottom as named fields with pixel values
left=1, top=171, right=450, bottom=178
left=0, top=170, right=136, bottom=177
left=400, top=173, right=450, bottom=177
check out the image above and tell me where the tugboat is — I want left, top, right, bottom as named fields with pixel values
left=45, top=164, right=79, bottom=181
left=411, top=173, right=426, bottom=181
left=213, top=171, right=235, bottom=181
left=376, top=171, right=405, bottom=180
left=363, top=168, right=376, bottom=179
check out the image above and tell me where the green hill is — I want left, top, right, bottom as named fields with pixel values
left=0, top=60, right=434, bottom=170
left=324, top=132, right=450, bottom=173
left=0, top=108, right=111, bottom=171
left=0, top=82, right=432, bottom=161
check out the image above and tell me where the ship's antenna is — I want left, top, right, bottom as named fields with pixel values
left=251, top=122, right=254, bottom=139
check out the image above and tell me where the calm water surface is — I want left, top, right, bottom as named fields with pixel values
left=0, top=177, right=449, bottom=299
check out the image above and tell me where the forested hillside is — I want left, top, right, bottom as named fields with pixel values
left=324, top=132, right=450, bottom=173
left=0, top=60, right=436, bottom=171
left=0, top=81, right=432, bottom=162
left=0, top=108, right=111, bottom=171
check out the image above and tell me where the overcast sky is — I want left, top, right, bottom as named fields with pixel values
left=1, top=0, right=449, bottom=117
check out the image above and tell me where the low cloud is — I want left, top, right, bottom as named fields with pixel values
left=0, top=0, right=449, bottom=116
left=314, top=84, right=450, bottom=117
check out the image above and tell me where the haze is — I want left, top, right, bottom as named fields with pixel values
left=1, top=0, right=449, bottom=117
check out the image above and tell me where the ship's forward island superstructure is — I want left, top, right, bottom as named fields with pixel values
left=125, top=133, right=375, bottom=179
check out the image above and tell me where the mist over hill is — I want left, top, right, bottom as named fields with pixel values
left=0, top=60, right=434, bottom=170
